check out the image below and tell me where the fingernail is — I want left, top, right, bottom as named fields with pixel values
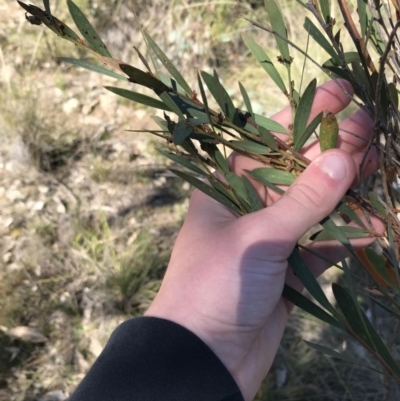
left=317, top=153, right=348, bottom=182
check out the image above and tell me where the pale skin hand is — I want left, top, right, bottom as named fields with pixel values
left=145, top=80, right=384, bottom=401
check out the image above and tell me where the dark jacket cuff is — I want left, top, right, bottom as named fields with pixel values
left=69, top=316, right=244, bottom=401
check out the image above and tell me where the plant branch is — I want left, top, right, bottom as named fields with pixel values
left=243, top=16, right=367, bottom=111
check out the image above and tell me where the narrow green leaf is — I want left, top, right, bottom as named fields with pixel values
left=19, top=1, right=81, bottom=42
left=378, top=78, right=389, bottom=126
left=225, top=172, right=248, bottom=203
left=170, top=169, right=241, bottom=214
left=239, top=81, right=253, bottom=116
left=388, top=225, right=400, bottom=288
left=351, top=60, right=371, bottom=94
left=179, top=137, right=198, bottom=157
left=334, top=29, right=341, bottom=45
left=368, top=192, right=387, bottom=216
left=264, top=0, right=290, bottom=64
left=365, top=294, right=400, bottom=321
left=358, top=305, right=400, bottom=375
left=388, top=82, right=399, bottom=108
left=207, top=144, right=230, bottom=174
left=305, top=341, right=385, bottom=375
left=173, top=120, right=194, bottom=145
left=293, top=78, right=317, bottom=145
left=321, top=217, right=352, bottom=251
left=310, top=226, right=370, bottom=241
left=304, top=17, right=340, bottom=64
left=333, top=283, right=400, bottom=376
left=143, top=31, right=192, bottom=94
left=197, top=72, right=214, bottom=127
left=246, top=169, right=285, bottom=195
left=242, top=175, right=264, bottom=211
left=320, top=111, right=339, bottom=152
left=67, top=0, right=112, bottom=57
left=157, top=150, right=207, bottom=177
left=254, top=113, right=288, bottom=133
left=289, top=248, right=336, bottom=314
left=324, top=51, right=361, bottom=67
left=341, top=255, right=363, bottom=323
left=168, top=93, right=207, bottom=119
left=242, top=33, right=286, bottom=93
left=213, top=70, right=236, bottom=121
left=338, top=200, right=364, bottom=227
left=258, top=126, right=278, bottom=151
left=105, top=87, right=171, bottom=111
left=158, top=92, right=185, bottom=120
left=152, top=116, right=168, bottom=131
left=43, top=0, right=52, bottom=19
left=362, top=247, right=394, bottom=287
left=357, top=0, right=367, bottom=38
left=59, top=58, right=127, bottom=81
left=210, top=180, right=241, bottom=209
left=283, top=285, right=342, bottom=328
left=332, top=283, right=372, bottom=346
left=133, top=45, right=153, bottom=74
left=200, top=71, right=220, bottom=109
left=120, top=64, right=170, bottom=93
left=244, top=123, right=259, bottom=135
left=158, top=72, right=184, bottom=93
left=188, top=116, right=210, bottom=126
left=323, top=66, right=358, bottom=95
left=294, top=112, right=322, bottom=151
left=250, top=167, right=295, bottom=186
left=319, top=0, right=331, bottom=23
left=230, top=141, right=270, bottom=155
left=201, top=71, right=239, bottom=124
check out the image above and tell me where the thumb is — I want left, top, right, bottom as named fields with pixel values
left=264, top=150, right=356, bottom=244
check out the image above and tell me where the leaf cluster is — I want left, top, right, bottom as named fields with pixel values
left=18, top=0, right=400, bottom=383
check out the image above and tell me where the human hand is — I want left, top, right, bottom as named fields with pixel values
left=145, top=80, right=384, bottom=400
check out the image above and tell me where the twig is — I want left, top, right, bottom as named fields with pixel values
left=242, top=17, right=367, bottom=111
left=374, top=21, right=400, bottom=129
left=337, top=0, right=376, bottom=72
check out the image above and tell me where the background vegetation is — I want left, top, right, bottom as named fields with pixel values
left=0, top=0, right=398, bottom=400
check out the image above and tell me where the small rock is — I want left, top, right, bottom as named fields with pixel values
left=38, top=186, right=50, bottom=194
left=32, top=201, right=45, bottom=211
left=62, top=98, right=80, bottom=115
left=8, top=326, right=48, bottom=343
left=56, top=202, right=66, bottom=214
left=6, top=189, right=25, bottom=201
left=4, top=217, right=13, bottom=228
left=3, top=252, right=12, bottom=263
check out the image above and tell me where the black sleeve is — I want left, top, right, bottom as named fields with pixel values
left=68, top=316, right=244, bottom=401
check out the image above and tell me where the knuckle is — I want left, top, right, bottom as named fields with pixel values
left=286, top=182, right=326, bottom=213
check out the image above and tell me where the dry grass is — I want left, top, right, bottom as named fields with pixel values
left=0, top=0, right=397, bottom=400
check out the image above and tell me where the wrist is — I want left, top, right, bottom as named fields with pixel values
left=144, top=296, right=271, bottom=401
